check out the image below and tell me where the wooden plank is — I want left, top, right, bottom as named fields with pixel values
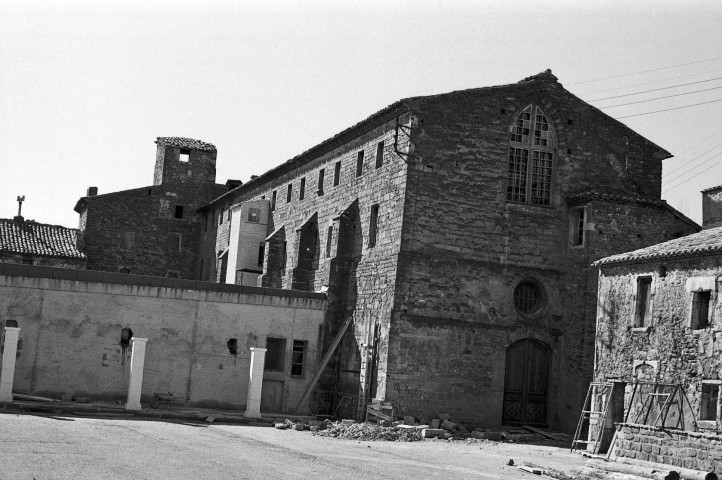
left=522, top=425, right=557, bottom=440
left=295, top=315, right=354, bottom=412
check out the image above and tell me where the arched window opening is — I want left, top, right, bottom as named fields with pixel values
left=507, top=105, right=555, bottom=206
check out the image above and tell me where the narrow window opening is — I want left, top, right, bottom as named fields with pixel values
left=219, top=207, right=224, bottom=224
left=227, top=209, right=232, bottom=222
left=634, top=277, right=652, bottom=327
left=318, top=169, right=325, bottom=195
left=333, top=161, right=341, bottom=187
left=166, top=270, right=179, bottom=279
left=264, top=338, right=286, bottom=371
left=174, top=205, right=184, bottom=219
left=179, top=149, right=190, bottom=162
left=326, top=226, right=333, bottom=258
left=199, top=259, right=204, bottom=279
left=368, top=204, right=379, bottom=248
left=692, top=291, right=711, bottom=329
left=356, top=150, right=364, bottom=177
left=701, top=383, right=720, bottom=421
left=118, top=267, right=130, bottom=274
left=258, top=242, right=265, bottom=267
left=299, top=177, right=306, bottom=200
left=570, top=208, right=585, bottom=246
left=291, top=340, right=306, bottom=376
left=287, top=183, right=293, bottom=203
left=271, top=191, right=277, bottom=211
left=375, top=141, right=384, bottom=169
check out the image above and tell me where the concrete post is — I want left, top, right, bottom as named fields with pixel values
left=244, top=347, right=266, bottom=418
left=125, top=337, right=148, bottom=411
left=0, top=327, right=21, bottom=402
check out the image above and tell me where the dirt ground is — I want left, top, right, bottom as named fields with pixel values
left=0, top=412, right=682, bottom=479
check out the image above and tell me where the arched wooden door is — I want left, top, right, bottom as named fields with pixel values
left=502, top=339, right=551, bottom=427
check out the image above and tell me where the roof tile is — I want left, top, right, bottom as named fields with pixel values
left=155, top=137, right=216, bottom=152
left=0, top=219, right=85, bottom=259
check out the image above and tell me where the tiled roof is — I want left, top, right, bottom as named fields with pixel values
left=155, top=137, right=216, bottom=152
left=594, top=225, right=722, bottom=267
left=0, top=219, right=85, bottom=259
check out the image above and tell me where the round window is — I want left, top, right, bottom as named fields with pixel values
left=513, top=281, right=543, bottom=315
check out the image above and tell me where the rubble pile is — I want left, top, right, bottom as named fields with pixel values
left=314, top=422, right=423, bottom=442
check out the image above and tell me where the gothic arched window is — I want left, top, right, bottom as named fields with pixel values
left=507, top=105, right=555, bottom=206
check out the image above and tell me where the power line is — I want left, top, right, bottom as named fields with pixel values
left=570, top=56, right=722, bottom=85
left=664, top=146, right=722, bottom=188
left=665, top=152, right=722, bottom=192
left=588, top=76, right=722, bottom=102
left=598, top=85, right=722, bottom=109
left=615, top=98, right=722, bottom=119
left=663, top=141, right=722, bottom=179
left=577, top=67, right=722, bottom=96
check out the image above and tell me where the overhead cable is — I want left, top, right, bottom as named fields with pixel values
left=589, top=77, right=722, bottom=102
left=578, top=67, right=722, bottom=96
left=615, top=98, right=722, bottom=119
left=663, top=141, right=722, bottom=179
left=664, top=145, right=722, bottom=187
left=570, top=56, right=722, bottom=85
left=599, top=85, right=722, bottom=109
left=665, top=152, right=722, bottom=192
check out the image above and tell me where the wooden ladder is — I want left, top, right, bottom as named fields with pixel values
left=295, top=315, right=354, bottom=413
left=571, top=382, right=614, bottom=454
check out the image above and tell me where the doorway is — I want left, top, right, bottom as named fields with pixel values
left=502, top=338, right=551, bottom=426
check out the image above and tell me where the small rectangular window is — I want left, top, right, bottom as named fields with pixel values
left=247, top=207, right=260, bottom=223
left=570, top=208, right=585, bottom=246
left=258, top=242, right=265, bottom=267
left=356, top=150, right=364, bottom=177
left=174, top=205, right=184, bottom=219
left=291, top=340, right=306, bottom=376
left=369, top=204, right=379, bottom=248
left=692, top=291, right=711, bottom=329
left=334, top=161, right=341, bottom=186
left=264, top=337, right=286, bottom=371
left=179, top=149, right=190, bottom=162
left=375, top=141, right=384, bottom=169
left=701, top=383, right=720, bottom=421
left=287, top=183, right=293, bottom=203
left=318, top=168, right=325, bottom=195
left=166, top=270, right=179, bottom=279
left=271, top=191, right=277, bottom=211
left=21, top=256, right=33, bottom=265
left=299, top=177, right=306, bottom=200
left=326, top=226, right=333, bottom=258
left=219, top=207, right=224, bottom=224
left=227, top=209, right=232, bottom=222
left=634, top=277, right=652, bottom=327
left=168, top=235, right=181, bottom=252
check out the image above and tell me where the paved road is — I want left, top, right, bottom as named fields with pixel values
left=0, top=413, right=649, bottom=479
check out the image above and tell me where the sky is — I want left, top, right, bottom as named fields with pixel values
left=1, top=0, right=722, bottom=228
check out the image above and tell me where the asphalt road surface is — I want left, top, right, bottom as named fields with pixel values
left=0, top=413, right=645, bottom=479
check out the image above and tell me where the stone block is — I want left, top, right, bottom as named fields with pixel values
left=403, top=415, right=415, bottom=426
left=430, top=419, right=440, bottom=429
left=440, top=420, right=456, bottom=431
left=422, top=428, right=445, bottom=438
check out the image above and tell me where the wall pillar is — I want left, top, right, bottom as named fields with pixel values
left=0, top=327, right=21, bottom=402
left=245, top=347, right=266, bottom=418
left=125, top=337, right=148, bottom=411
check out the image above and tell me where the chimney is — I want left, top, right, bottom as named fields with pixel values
left=87, top=186, right=98, bottom=197
left=702, top=186, right=722, bottom=229
left=226, top=179, right=242, bottom=191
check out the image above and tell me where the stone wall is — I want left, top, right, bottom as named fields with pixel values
left=0, top=264, right=326, bottom=412
left=0, top=252, right=85, bottom=269
left=384, top=73, right=696, bottom=431
left=614, top=423, right=722, bottom=472
left=596, top=255, right=722, bottom=430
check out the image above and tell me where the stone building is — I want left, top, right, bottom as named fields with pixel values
left=591, top=187, right=722, bottom=471
left=0, top=217, right=86, bottom=269
left=191, top=70, right=697, bottom=431
left=74, top=137, right=237, bottom=279
left=74, top=70, right=698, bottom=431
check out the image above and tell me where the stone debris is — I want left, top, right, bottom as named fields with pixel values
left=313, top=422, right=423, bottom=442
